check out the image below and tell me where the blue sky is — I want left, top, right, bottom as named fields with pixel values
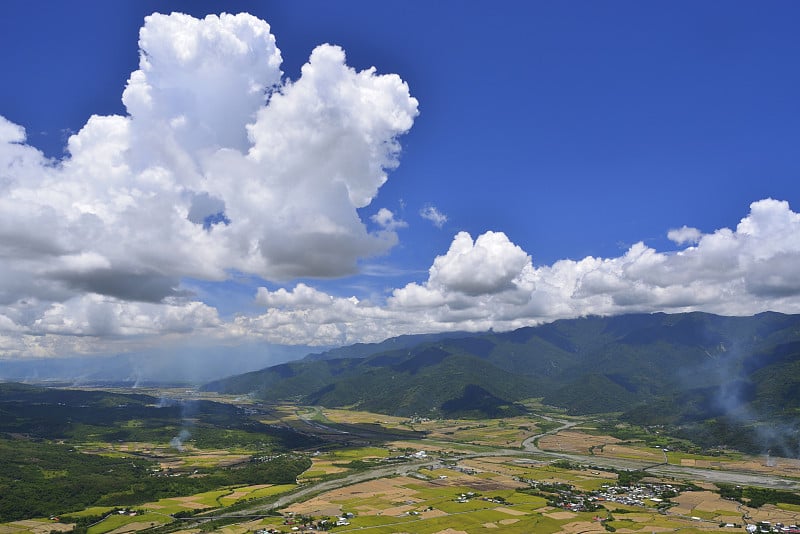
left=1, top=1, right=799, bottom=359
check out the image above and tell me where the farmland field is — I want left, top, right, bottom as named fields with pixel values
left=3, top=390, right=800, bottom=533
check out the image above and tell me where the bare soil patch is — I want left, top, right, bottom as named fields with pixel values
left=545, top=511, right=577, bottom=520
left=671, top=490, right=743, bottom=517
left=284, top=476, right=421, bottom=517
left=168, top=496, right=210, bottom=509
left=495, top=506, right=526, bottom=516
left=421, top=508, right=448, bottom=518
left=321, top=408, right=407, bottom=426
left=557, top=520, right=607, bottom=533
left=538, top=431, right=620, bottom=454
left=286, top=501, right=342, bottom=517
left=595, top=444, right=664, bottom=462
left=376, top=504, right=414, bottom=516
left=458, top=458, right=536, bottom=488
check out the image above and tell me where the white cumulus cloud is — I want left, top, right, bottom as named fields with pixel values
left=240, top=199, right=800, bottom=346
left=420, top=205, right=448, bottom=228
left=667, top=225, right=702, bottom=245
left=0, top=12, right=418, bottom=356
left=371, top=208, right=407, bottom=231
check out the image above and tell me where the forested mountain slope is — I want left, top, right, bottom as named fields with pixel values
left=204, top=312, right=800, bottom=453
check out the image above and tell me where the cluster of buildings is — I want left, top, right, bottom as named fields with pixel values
left=514, top=478, right=678, bottom=513
left=454, top=491, right=477, bottom=503
left=748, top=522, right=800, bottom=533
left=253, top=511, right=357, bottom=533
left=593, top=482, right=678, bottom=507
left=426, top=461, right=476, bottom=476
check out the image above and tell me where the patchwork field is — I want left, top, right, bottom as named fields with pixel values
left=538, top=430, right=623, bottom=455
left=4, top=398, right=800, bottom=534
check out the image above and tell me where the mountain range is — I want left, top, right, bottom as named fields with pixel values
left=203, top=311, right=800, bottom=455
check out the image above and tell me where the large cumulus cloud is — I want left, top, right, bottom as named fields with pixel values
left=0, top=12, right=418, bottom=356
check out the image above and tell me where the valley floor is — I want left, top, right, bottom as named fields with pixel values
left=4, top=394, right=800, bottom=534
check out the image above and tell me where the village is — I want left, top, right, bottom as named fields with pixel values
left=254, top=511, right=355, bottom=533
left=541, top=480, right=681, bottom=512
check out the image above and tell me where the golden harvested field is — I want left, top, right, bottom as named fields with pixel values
left=671, top=490, right=743, bottom=524
left=459, top=457, right=536, bottom=485
left=319, top=407, right=409, bottom=427
left=0, top=520, right=74, bottom=534
left=318, top=408, right=549, bottom=448
left=553, top=520, right=607, bottom=533
left=538, top=430, right=622, bottom=454
left=284, top=476, right=424, bottom=517
left=593, top=443, right=665, bottom=462
left=401, top=416, right=545, bottom=448
left=538, top=429, right=672, bottom=463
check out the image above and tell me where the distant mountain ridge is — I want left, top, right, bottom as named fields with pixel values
left=302, top=331, right=472, bottom=361
left=204, top=311, right=800, bottom=454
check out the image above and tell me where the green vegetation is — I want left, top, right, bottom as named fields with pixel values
left=716, top=483, right=800, bottom=508
left=0, top=435, right=310, bottom=521
left=0, top=384, right=317, bottom=522
left=207, top=348, right=534, bottom=418
left=616, top=469, right=647, bottom=486
left=0, top=382, right=319, bottom=451
left=218, top=483, right=296, bottom=505
left=0, top=438, right=152, bottom=521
